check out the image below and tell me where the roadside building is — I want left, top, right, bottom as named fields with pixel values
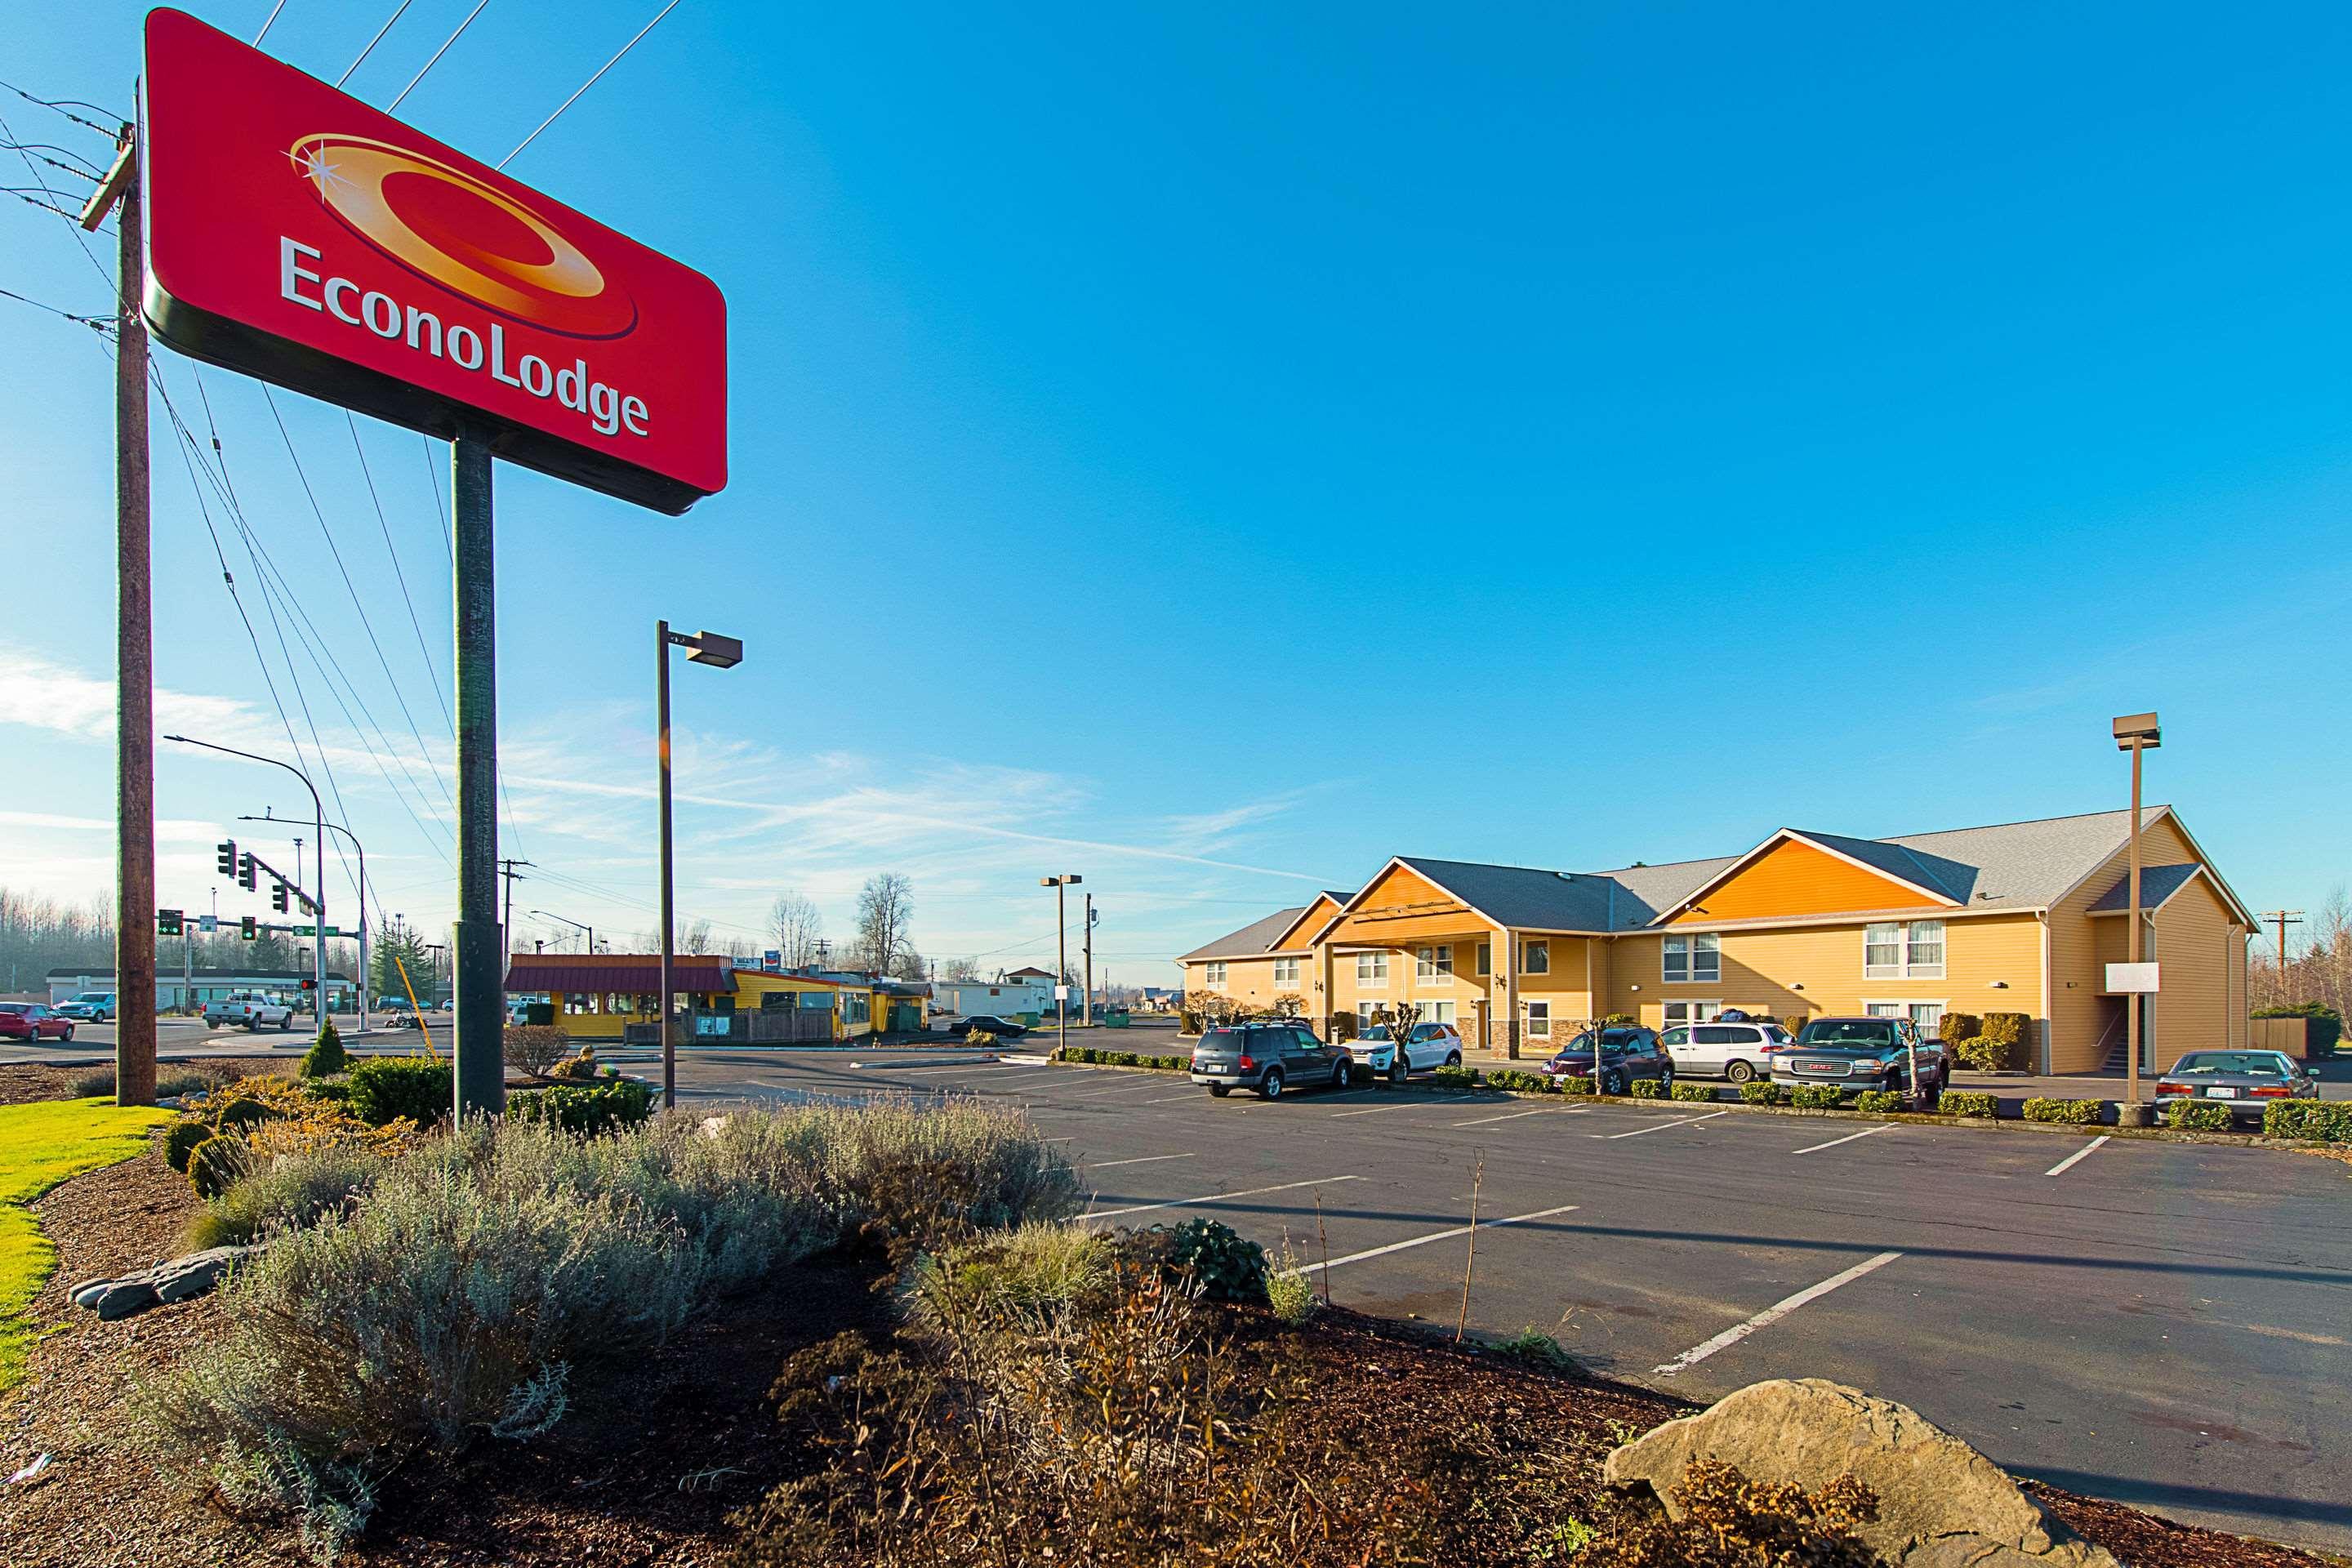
left=47, top=964, right=359, bottom=1013
left=933, top=973, right=1055, bottom=1019
left=1176, top=808, right=2255, bottom=1073
left=501, top=955, right=919, bottom=1044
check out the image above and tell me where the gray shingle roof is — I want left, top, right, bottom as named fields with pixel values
left=2086, top=862, right=2203, bottom=913
left=1179, top=905, right=1313, bottom=962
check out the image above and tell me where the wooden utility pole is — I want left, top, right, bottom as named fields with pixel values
left=86, top=124, right=154, bottom=1106
left=1082, top=893, right=1094, bottom=1027
left=2257, top=910, right=2305, bottom=979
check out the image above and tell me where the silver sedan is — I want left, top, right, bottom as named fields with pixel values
left=2155, top=1050, right=2318, bottom=1125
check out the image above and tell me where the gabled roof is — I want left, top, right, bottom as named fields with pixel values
left=2087, top=862, right=2207, bottom=915
left=1180, top=905, right=1315, bottom=963
left=1658, top=827, right=1967, bottom=919
left=1263, top=891, right=1353, bottom=952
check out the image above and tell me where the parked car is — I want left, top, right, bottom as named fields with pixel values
left=1660, top=1018, right=1792, bottom=1083
left=203, top=991, right=296, bottom=1031
left=1348, top=1020, right=1464, bottom=1083
left=958, top=1013, right=1029, bottom=1039
left=1541, top=1026, right=1673, bottom=1094
left=55, top=991, right=116, bottom=1022
left=0, top=1003, right=76, bottom=1042
left=1773, top=1016, right=1949, bottom=1099
left=1191, top=1022, right=1353, bottom=1100
left=2156, top=1050, right=2318, bottom=1125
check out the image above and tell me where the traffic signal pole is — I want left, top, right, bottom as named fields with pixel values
left=449, top=428, right=504, bottom=1117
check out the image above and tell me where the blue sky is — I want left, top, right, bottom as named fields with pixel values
left=3, top=1, right=2347, bottom=977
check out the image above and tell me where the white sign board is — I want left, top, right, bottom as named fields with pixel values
left=1054, top=984, right=1070, bottom=1000
left=2105, top=962, right=2160, bottom=994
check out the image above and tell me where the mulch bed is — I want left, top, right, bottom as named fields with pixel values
left=0, top=1066, right=103, bottom=1107
left=2, top=1149, right=2337, bottom=1567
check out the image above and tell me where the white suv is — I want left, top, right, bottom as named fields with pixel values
left=1348, top=1020, right=1464, bottom=1083
left=1660, top=1019, right=1791, bottom=1083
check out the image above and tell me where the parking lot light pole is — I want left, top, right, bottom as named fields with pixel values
left=531, top=909, right=595, bottom=956
left=657, top=622, right=743, bottom=1111
left=165, top=735, right=325, bottom=1033
left=243, top=812, right=366, bottom=1035
left=2114, top=712, right=2162, bottom=1108
left=1040, top=875, right=1082, bottom=1055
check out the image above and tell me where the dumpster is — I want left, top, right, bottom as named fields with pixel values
left=1102, top=1009, right=1132, bottom=1028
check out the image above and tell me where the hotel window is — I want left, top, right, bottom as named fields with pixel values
left=1356, top=952, right=1389, bottom=987
left=1864, top=920, right=1944, bottom=979
left=1415, top=944, right=1453, bottom=981
left=1521, top=940, right=1549, bottom=975
left=1272, top=956, right=1300, bottom=987
left=1525, top=1000, right=1551, bottom=1038
left=1910, top=1003, right=1945, bottom=1037
left=1663, top=933, right=1720, bottom=984
left=1477, top=942, right=1491, bottom=976
left=1663, top=1000, right=1722, bottom=1029
left=1205, top=961, right=1227, bottom=987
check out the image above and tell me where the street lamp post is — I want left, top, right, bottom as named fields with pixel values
left=166, top=735, right=326, bottom=1039
left=243, top=811, right=367, bottom=1036
left=531, top=910, right=595, bottom=956
left=2113, top=712, right=2162, bottom=1110
left=1040, top=875, right=1082, bottom=1057
left=657, top=621, right=743, bottom=1111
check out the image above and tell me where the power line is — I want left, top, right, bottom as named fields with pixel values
left=0, top=108, right=116, bottom=296
left=346, top=412, right=454, bottom=730
left=388, top=0, right=492, bottom=111
left=339, top=0, right=417, bottom=88
left=0, top=282, right=114, bottom=327
left=0, top=79, right=124, bottom=137
left=500, top=0, right=680, bottom=168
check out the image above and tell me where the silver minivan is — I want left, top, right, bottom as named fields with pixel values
left=1660, top=1019, right=1791, bottom=1083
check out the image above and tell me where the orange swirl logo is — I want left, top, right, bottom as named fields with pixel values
left=287, top=133, right=635, bottom=339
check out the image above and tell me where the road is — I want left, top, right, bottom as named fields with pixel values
left=644, top=1045, right=2350, bottom=1552
left=0, top=1012, right=442, bottom=1063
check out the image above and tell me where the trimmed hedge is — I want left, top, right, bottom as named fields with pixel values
left=345, top=1055, right=452, bottom=1128
left=1980, top=1013, right=2033, bottom=1066
left=1738, top=1081, right=1788, bottom=1107
left=1669, top=1081, right=1717, bottom=1102
left=2262, top=1100, right=2352, bottom=1142
left=1556, top=1072, right=1597, bottom=1096
left=1939, top=1090, right=1998, bottom=1118
left=1628, top=1077, right=1667, bottom=1099
left=507, top=1078, right=653, bottom=1136
left=1938, top=1012, right=1981, bottom=1046
left=2164, top=1100, right=2235, bottom=1132
left=1428, top=1065, right=1479, bottom=1091
left=1953, top=1036, right=2009, bottom=1071
left=1486, top=1068, right=1553, bottom=1094
left=1853, top=1090, right=1905, bottom=1116
left=1788, top=1085, right=1845, bottom=1110
left=163, top=1117, right=216, bottom=1173
left=2022, top=1097, right=2105, bottom=1125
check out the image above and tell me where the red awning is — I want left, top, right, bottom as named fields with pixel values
left=503, top=956, right=735, bottom=995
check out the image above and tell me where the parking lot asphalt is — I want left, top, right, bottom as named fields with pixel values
left=652, top=1047, right=2352, bottom=1552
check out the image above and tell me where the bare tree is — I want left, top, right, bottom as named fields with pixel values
left=853, top=873, right=914, bottom=975
left=769, top=890, right=825, bottom=969
left=889, top=948, right=928, bottom=982
left=679, top=917, right=715, bottom=955
left=940, top=956, right=981, bottom=983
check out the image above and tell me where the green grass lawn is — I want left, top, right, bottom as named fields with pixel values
left=1, top=1098, right=175, bottom=1392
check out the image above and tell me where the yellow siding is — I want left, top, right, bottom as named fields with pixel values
left=1185, top=956, right=1295, bottom=1010
left=2047, top=813, right=2194, bottom=1073
left=1325, top=866, right=1481, bottom=945
left=2150, top=877, right=2239, bottom=1064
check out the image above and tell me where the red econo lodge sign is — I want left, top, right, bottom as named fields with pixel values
left=142, top=7, right=725, bottom=513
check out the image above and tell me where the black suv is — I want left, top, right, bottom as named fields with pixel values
left=1190, top=1022, right=1352, bottom=1100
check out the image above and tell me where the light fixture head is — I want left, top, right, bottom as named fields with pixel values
left=682, top=630, right=743, bottom=669
left=2111, top=710, right=2161, bottom=750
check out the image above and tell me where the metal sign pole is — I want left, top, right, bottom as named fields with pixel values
left=450, top=428, right=504, bottom=1116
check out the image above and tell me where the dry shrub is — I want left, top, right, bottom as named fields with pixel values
left=502, top=1023, right=572, bottom=1078
left=1585, top=1459, right=1887, bottom=1567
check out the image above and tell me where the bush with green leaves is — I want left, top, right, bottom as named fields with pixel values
left=185, top=1134, right=252, bottom=1200
left=1429, top=1064, right=1480, bottom=1091
left=2022, top=1097, right=2104, bottom=1125
left=300, top=1021, right=348, bottom=1079
left=1557, top=1071, right=1597, bottom=1095
left=1939, top=1089, right=1998, bottom=1118
left=163, top=1117, right=215, bottom=1174
left=140, top=1099, right=1080, bottom=1555
left=1628, top=1077, right=1667, bottom=1098
left=507, top=1078, right=653, bottom=1136
left=966, top=1027, right=999, bottom=1049
left=1486, top=1068, right=1552, bottom=1094
left=345, top=1054, right=452, bottom=1127
left=1265, top=1242, right=1318, bottom=1326
left=903, top=1223, right=1114, bottom=1335
left=1490, top=1327, right=1578, bottom=1373
left=1853, top=1089, right=1905, bottom=1116
left=1953, top=1036, right=2010, bottom=1071
left=1670, top=1081, right=1717, bottom=1103
left=2262, top=1100, right=2352, bottom=1142
left=1122, top=1217, right=1267, bottom=1303
left=1738, top=1080, right=1787, bottom=1107
left=69, top=1067, right=117, bottom=1098
left=1788, top=1085, right=1846, bottom=1110
left=1937, top=1011, right=1981, bottom=1046
left=1980, top=1013, right=2033, bottom=1064
left=2164, top=1100, right=2236, bottom=1132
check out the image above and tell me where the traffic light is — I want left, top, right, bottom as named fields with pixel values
left=216, top=840, right=237, bottom=876
left=238, top=852, right=258, bottom=891
left=271, top=878, right=290, bottom=914
left=240, top=915, right=256, bottom=941
left=157, top=907, right=183, bottom=936
left=299, top=977, right=316, bottom=991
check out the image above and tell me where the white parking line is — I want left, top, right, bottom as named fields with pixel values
left=1601, top=1110, right=1728, bottom=1139
left=1331, top=1102, right=1424, bottom=1118
left=1138, top=1093, right=1203, bottom=1105
left=1285, top=1204, right=1581, bottom=1276
left=1087, top=1152, right=1197, bottom=1169
left=1083, top=1174, right=1362, bottom=1223
left=2045, top=1135, right=2109, bottom=1177
left=1453, top=1107, right=1567, bottom=1129
left=1791, top=1123, right=1898, bottom=1156
left=1651, top=1250, right=1905, bottom=1376
left=876, top=1062, right=1034, bottom=1076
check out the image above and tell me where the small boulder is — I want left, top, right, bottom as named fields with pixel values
left=1604, top=1379, right=2118, bottom=1567
left=91, top=1281, right=162, bottom=1321
left=70, top=1244, right=262, bottom=1320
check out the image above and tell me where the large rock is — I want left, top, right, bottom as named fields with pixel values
left=69, top=1244, right=262, bottom=1320
left=1604, top=1379, right=2118, bottom=1568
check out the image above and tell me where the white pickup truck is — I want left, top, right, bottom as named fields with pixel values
left=203, top=991, right=296, bottom=1031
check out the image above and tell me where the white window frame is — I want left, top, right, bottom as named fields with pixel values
left=1662, top=1000, right=1723, bottom=1030
left=1356, top=951, right=1388, bottom=988
left=1521, top=939, right=1549, bottom=975
left=1864, top=1000, right=1948, bottom=1037
left=1415, top=944, right=1454, bottom=982
left=1525, top=999, right=1552, bottom=1038
left=1662, top=933, right=1721, bottom=985
left=1272, top=956, right=1299, bottom=987
left=1864, top=920, right=1944, bottom=979
left=1204, top=961, right=1227, bottom=988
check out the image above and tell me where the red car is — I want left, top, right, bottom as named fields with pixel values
left=0, top=1002, right=77, bottom=1042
